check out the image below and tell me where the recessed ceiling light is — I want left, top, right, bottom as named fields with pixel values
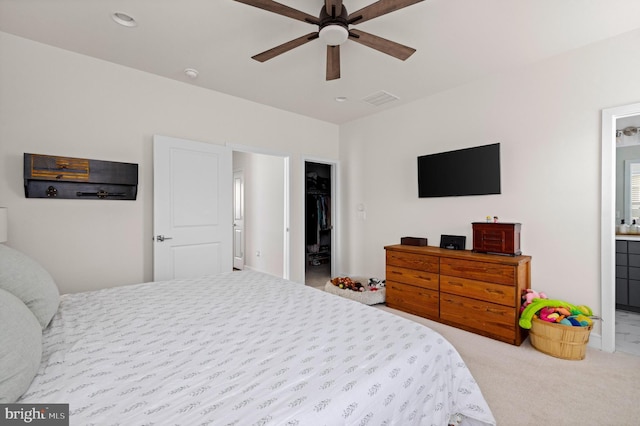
left=112, top=12, right=137, bottom=27
left=184, top=68, right=199, bottom=79
left=335, top=96, right=348, bottom=102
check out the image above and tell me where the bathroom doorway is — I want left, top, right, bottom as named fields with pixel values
left=613, top=114, right=640, bottom=356
left=602, top=102, right=640, bottom=353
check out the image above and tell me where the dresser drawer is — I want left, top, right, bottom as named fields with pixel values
left=630, top=254, right=640, bottom=268
left=440, top=275, right=515, bottom=307
left=629, top=241, right=640, bottom=254
left=386, top=250, right=439, bottom=273
left=475, top=230, right=507, bottom=252
left=440, top=258, right=515, bottom=286
left=630, top=267, right=640, bottom=281
left=617, top=278, right=629, bottom=305
left=386, top=281, right=439, bottom=320
left=617, top=252, right=628, bottom=266
left=386, top=265, right=438, bottom=290
left=617, top=265, right=628, bottom=279
left=440, top=293, right=516, bottom=342
left=616, top=240, right=628, bottom=253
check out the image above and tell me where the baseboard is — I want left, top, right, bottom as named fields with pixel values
left=588, top=332, right=602, bottom=351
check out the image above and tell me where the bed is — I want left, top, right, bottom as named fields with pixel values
left=0, top=244, right=496, bottom=425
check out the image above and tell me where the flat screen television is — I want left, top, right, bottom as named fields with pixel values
left=417, top=143, right=501, bottom=197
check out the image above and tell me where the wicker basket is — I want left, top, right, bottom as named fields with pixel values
left=529, top=317, right=592, bottom=360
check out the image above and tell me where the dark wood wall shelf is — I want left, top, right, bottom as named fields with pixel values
left=24, top=153, right=138, bottom=200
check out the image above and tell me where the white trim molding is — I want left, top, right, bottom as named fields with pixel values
left=601, top=101, right=640, bottom=353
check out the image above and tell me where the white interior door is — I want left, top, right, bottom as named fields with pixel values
left=153, top=135, right=232, bottom=281
left=233, top=169, right=245, bottom=270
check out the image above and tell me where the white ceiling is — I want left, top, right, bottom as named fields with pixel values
left=2, top=0, right=640, bottom=124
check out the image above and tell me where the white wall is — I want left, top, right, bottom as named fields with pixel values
left=233, top=151, right=285, bottom=277
left=4, top=24, right=640, bottom=335
left=0, top=32, right=338, bottom=293
left=339, top=28, right=640, bottom=337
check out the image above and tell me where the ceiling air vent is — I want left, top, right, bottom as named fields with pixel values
left=362, top=90, right=399, bottom=107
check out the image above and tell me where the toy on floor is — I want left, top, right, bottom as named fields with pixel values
left=330, top=277, right=387, bottom=293
left=519, top=297, right=594, bottom=329
left=330, top=276, right=365, bottom=292
left=368, top=278, right=386, bottom=291
left=521, top=289, right=548, bottom=311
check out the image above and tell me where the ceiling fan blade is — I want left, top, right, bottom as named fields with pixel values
left=326, top=45, right=340, bottom=81
left=348, top=0, right=424, bottom=25
left=325, top=0, right=343, bottom=16
left=234, top=0, right=319, bottom=25
left=252, top=32, right=319, bottom=62
left=348, top=29, right=416, bottom=60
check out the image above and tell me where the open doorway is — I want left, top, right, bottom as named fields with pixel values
left=613, top=115, right=640, bottom=356
left=304, top=160, right=337, bottom=288
left=602, top=102, right=640, bottom=354
left=232, top=148, right=290, bottom=279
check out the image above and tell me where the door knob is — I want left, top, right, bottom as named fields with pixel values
left=156, top=235, right=173, bottom=242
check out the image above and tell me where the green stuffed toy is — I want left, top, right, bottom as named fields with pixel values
left=519, top=298, right=579, bottom=329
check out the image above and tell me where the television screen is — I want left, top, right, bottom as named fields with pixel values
left=417, top=143, right=501, bottom=197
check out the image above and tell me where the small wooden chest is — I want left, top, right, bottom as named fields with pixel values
left=472, top=222, right=522, bottom=256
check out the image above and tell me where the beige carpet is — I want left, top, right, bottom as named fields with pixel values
left=375, top=305, right=640, bottom=425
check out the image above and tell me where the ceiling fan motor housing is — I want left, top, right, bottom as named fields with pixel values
left=319, top=5, right=349, bottom=31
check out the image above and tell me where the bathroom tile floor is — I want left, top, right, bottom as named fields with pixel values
left=616, top=309, right=640, bottom=356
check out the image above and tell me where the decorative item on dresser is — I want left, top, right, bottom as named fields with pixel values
left=472, top=222, right=522, bottom=256
left=385, top=244, right=531, bottom=345
left=400, top=236, right=427, bottom=246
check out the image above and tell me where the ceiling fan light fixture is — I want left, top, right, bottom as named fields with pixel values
left=319, top=25, right=349, bottom=46
left=235, top=0, right=425, bottom=80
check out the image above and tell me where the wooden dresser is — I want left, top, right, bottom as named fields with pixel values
left=385, top=244, right=531, bottom=345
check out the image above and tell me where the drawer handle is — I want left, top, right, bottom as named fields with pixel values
left=443, top=298, right=463, bottom=307
left=452, top=266, right=488, bottom=273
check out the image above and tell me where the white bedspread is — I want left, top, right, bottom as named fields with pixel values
left=20, top=270, right=495, bottom=426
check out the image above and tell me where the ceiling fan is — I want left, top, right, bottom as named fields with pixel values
left=234, top=0, right=425, bottom=80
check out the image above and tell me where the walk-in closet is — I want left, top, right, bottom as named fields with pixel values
left=305, top=161, right=332, bottom=286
